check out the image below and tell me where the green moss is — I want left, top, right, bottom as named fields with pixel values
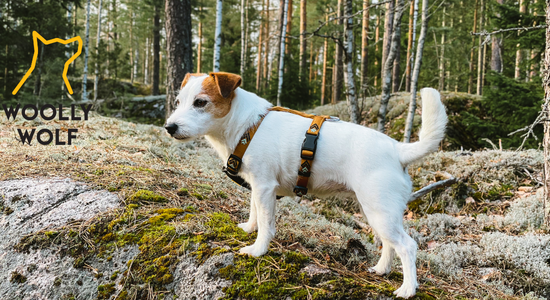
left=97, top=283, right=116, bottom=299
left=217, top=191, right=228, bottom=199
left=54, top=277, right=62, bottom=286
left=127, top=190, right=166, bottom=203
left=191, top=192, right=204, bottom=200
left=10, top=271, right=27, bottom=284
left=177, top=188, right=189, bottom=196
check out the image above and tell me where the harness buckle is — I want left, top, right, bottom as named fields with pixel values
left=293, top=186, right=308, bottom=197
left=301, top=133, right=318, bottom=160
left=225, top=154, right=242, bottom=175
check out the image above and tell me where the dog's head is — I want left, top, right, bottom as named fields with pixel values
left=164, top=72, right=242, bottom=140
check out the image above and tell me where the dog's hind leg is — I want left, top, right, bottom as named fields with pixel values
left=368, top=240, right=395, bottom=275
left=239, top=181, right=277, bottom=257
left=238, top=195, right=258, bottom=233
left=357, top=187, right=418, bottom=298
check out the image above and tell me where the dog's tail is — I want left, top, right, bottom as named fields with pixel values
left=396, top=88, right=448, bottom=166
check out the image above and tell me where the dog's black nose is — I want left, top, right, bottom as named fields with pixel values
left=165, top=123, right=178, bottom=135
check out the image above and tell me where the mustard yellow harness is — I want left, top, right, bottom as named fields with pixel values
left=223, top=106, right=336, bottom=197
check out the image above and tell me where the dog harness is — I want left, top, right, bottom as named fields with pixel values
left=222, top=106, right=337, bottom=197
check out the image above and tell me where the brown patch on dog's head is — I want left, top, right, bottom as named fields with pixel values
left=181, top=73, right=207, bottom=89
left=197, top=72, right=242, bottom=118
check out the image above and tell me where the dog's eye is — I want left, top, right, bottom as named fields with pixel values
left=174, top=99, right=180, bottom=107
left=193, top=98, right=208, bottom=108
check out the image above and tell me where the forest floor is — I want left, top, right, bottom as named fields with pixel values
left=0, top=108, right=548, bottom=299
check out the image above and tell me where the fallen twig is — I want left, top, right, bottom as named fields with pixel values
left=409, top=176, right=458, bottom=203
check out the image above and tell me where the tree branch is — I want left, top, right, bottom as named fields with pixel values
left=472, top=25, right=547, bottom=45
left=409, top=174, right=458, bottom=202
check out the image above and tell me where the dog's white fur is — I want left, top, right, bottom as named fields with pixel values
left=166, top=74, right=448, bottom=298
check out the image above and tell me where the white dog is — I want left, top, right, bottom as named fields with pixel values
left=165, top=72, right=447, bottom=298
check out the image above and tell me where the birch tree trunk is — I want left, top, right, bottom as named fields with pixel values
left=374, top=13, right=380, bottom=87
left=333, top=0, right=344, bottom=104
left=133, top=48, right=138, bottom=83
left=321, top=12, right=328, bottom=105
left=468, top=0, right=478, bottom=94
left=153, top=4, right=160, bottom=95
left=377, top=0, right=405, bottom=133
left=299, top=0, right=307, bottom=79
left=165, top=0, right=193, bottom=118
left=543, top=0, right=550, bottom=229
left=276, top=0, right=289, bottom=106
left=404, top=0, right=428, bottom=142
left=381, top=0, right=394, bottom=81
left=360, top=0, right=369, bottom=95
left=515, top=0, right=527, bottom=79
left=344, top=0, right=359, bottom=124
left=405, top=0, right=418, bottom=92
left=438, top=5, right=446, bottom=91
left=241, top=0, right=246, bottom=76
left=82, top=0, right=91, bottom=101
left=213, top=0, right=223, bottom=72
left=93, top=0, right=103, bottom=102
left=490, top=0, right=504, bottom=73
left=197, top=7, right=203, bottom=73
left=476, top=0, right=485, bottom=95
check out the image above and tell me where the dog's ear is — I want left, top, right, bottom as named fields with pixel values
left=181, top=73, right=205, bottom=89
left=209, top=72, right=242, bottom=98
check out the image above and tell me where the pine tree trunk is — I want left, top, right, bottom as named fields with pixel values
left=515, top=0, right=527, bottom=79
left=263, top=0, right=270, bottom=88
left=165, top=0, right=193, bottom=118
left=321, top=12, right=329, bottom=105
left=332, top=0, right=344, bottom=104
left=213, top=0, right=223, bottom=72
left=285, top=0, right=293, bottom=56
left=438, top=5, right=446, bottom=91
left=130, top=11, right=134, bottom=84
left=299, top=0, right=307, bottom=79
left=476, top=0, right=485, bottom=95
left=153, top=5, right=161, bottom=95
left=530, top=0, right=539, bottom=79
left=276, top=0, right=289, bottom=106
left=83, top=0, right=91, bottom=101
left=93, top=0, right=103, bottom=102
left=145, top=37, right=149, bottom=85
left=344, top=0, right=359, bottom=124
left=197, top=6, right=203, bottom=73
left=360, top=0, right=369, bottom=96
left=543, top=0, right=550, bottom=228
left=377, top=0, right=405, bottom=133
left=381, top=0, right=394, bottom=81
left=309, top=39, right=314, bottom=82
left=34, top=43, right=44, bottom=97
left=405, top=0, right=417, bottom=92
left=468, top=0, right=478, bottom=94
left=256, top=2, right=264, bottom=91
left=404, top=0, right=428, bottom=142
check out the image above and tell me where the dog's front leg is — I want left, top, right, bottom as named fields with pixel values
left=239, top=183, right=276, bottom=257
left=238, top=194, right=258, bottom=233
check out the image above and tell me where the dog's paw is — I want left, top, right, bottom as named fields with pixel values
left=238, top=245, right=267, bottom=257
left=393, top=284, right=417, bottom=299
left=238, top=222, right=257, bottom=234
left=368, top=265, right=390, bottom=276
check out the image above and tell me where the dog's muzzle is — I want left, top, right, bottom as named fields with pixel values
left=165, top=123, right=178, bottom=135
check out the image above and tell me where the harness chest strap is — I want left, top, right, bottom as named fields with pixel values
left=224, top=106, right=330, bottom=197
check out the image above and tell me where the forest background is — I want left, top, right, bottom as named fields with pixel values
left=0, top=0, right=547, bottom=150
